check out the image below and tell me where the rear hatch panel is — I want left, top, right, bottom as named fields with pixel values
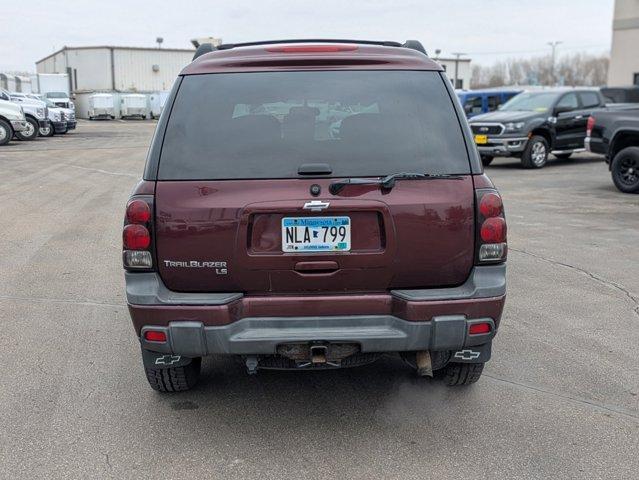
left=155, top=177, right=475, bottom=293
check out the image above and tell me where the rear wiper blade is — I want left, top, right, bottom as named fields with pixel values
left=329, top=172, right=463, bottom=195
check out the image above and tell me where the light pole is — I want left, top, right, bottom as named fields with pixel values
left=451, top=52, right=467, bottom=89
left=547, top=41, right=562, bottom=85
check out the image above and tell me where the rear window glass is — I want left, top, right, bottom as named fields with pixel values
left=159, top=71, right=470, bottom=180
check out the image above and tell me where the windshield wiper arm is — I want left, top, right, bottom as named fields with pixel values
left=329, top=172, right=463, bottom=195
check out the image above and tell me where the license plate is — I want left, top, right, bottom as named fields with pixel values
left=282, top=217, right=351, bottom=253
left=474, top=134, right=488, bottom=145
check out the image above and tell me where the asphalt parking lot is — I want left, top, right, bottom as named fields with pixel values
left=1, top=119, right=638, bottom=479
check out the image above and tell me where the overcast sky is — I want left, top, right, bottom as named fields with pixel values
left=1, top=0, right=614, bottom=72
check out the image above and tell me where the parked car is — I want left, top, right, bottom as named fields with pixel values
left=600, top=86, right=639, bottom=104
left=0, top=99, right=28, bottom=146
left=1, top=89, right=50, bottom=141
left=124, top=39, right=507, bottom=392
left=457, top=88, right=523, bottom=118
left=469, top=88, right=606, bottom=168
left=88, top=93, right=115, bottom=120
left=586, top=105, right=639, bottom=193
left=120, top=94, right=148, bottom=119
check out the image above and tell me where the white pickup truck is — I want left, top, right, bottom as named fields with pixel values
left=0, top=99, right=28, bottom=146
left=1, top=90, right=50, bottom=141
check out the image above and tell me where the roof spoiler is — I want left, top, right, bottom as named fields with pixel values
left=192, top=39, right=427, bottom=60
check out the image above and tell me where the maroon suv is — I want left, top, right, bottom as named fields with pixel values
left=123, top=39, right=507, bottom=392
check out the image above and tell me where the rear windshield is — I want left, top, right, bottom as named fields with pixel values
left=159, top=71, right=470, bottom=180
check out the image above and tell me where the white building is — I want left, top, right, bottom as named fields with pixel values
left=608, top=0, right=639, bottom=86
left=433, top=56, right=472, bottom=90
left=35, top=45, right=195, bottom=93
left=0, top=73, right=32, bottom=93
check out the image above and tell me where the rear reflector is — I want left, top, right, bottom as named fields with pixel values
left=469, top=322, right=491, bottom=335
left=266, top=45, right=358, bottom=53
left=123, top=250, right=152, bottom=268
left=144, top=330, right=166, bottom=342
left=123, top=224, right=151, bottom=250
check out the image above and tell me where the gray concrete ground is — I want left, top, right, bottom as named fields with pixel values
left=0, top=120, right=638, bottom=479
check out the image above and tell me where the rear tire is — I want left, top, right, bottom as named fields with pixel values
left=611, top=147, right=639, bottom=194
left=521, top=135, right=549, bottom=168
left=0, top=119, right=13, bottom=145
left=145, top=358, right=201, bottom=392
left=554, top=152, right=572, bottom=160
left=15, top=117, right=38, bottom=141
left=443, top=362, right=484, bottom=386
left=481, top=156, right=494, bottom=167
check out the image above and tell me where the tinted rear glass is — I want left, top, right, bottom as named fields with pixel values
left=159, top=71, right=470, bottom=180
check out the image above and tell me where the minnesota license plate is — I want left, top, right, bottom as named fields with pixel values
left=474, top=134, right=488, bottom=145
left=282, top=217, right=351, bottom=253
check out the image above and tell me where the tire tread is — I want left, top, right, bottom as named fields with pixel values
left=443, top=363, right=484, bottom=386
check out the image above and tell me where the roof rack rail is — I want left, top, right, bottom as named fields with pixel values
left=193, top=39, right=427, bottom=60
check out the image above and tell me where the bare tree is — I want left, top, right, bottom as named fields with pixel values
left=470, top=52, right=609, bottom=89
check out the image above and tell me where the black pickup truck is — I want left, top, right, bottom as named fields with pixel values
left=586, top=106, right=639, bottom=193
left=469, top=88, right=606, bottom=169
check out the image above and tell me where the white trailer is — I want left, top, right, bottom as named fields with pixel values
left=87, top=93, right=116, bottom=120
left=120, top=94, right=148, bottom=119
left=149, top=91, right=169, bottom=119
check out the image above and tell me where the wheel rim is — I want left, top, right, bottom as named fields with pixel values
left=0, top=125, right=7, bottom=142
left=531, top=141, right=547, bottom=166
left=23, top=122, right=35, bottom=137
left=618, top=157, right=639, bottom=186
left=39, top=126, right=51, bottom=136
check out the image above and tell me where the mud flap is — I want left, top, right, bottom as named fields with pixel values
left=450, top=342, right=492, bottom=363
left=141, top=348, right=195, bottom=370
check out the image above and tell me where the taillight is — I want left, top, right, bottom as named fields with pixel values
left=123, top=196, right=154, bottom=270
left=476, top=189, right=507, bottom=264
left=586, top=115, right=595, bottom=137
left=123, top=224, right=151, bottom=250
left=126, top=199, right=151, bottom=223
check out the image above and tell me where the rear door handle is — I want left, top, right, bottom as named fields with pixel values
left=574, top=115, right=583, bottom=120
left=294, top=261, right=339, bottom=273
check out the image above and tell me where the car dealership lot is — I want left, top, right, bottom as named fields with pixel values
left=0, top=120, right=638, bottom=479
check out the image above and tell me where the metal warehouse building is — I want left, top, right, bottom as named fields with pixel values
left=35, top=46, right=195, bottom=93
left=608, top=0, right=639, bottom=86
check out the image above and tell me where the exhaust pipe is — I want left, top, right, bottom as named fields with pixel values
left=415, top=350, right=433, bottom=377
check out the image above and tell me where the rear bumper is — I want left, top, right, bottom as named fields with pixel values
left=127, top=265, right=506, bottom=356
left=585, top=136, right=607, bottom=156
left=140, top=315, right=496, bottom=357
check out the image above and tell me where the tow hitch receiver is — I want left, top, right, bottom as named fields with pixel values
left=310, top=345, right=328, bottom=364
